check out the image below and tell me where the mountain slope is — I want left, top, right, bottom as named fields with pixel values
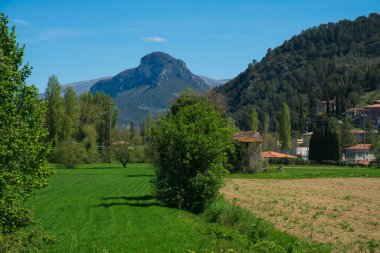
left=62, top=77, right=111, bottom=95
left=216, top=13, right=380, bottom=131
left=198, top=75, right=230, bottom=87
left=91, top=52, right=210, bottom=124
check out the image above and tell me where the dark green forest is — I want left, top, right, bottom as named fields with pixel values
left=217, top=13, right=380, bottom=132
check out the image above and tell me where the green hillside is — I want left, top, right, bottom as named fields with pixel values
left=216, top=13, right=380, bottom=131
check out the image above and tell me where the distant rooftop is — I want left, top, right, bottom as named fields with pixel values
left=345, top=144, right=371, bottom=150
left=350, top=129, right=366, bottom=134
left=233, top=131, right=263, bottom=143
left=365, top=104, right=380, bottom=108
left=262, top=151, right=297, bottom=159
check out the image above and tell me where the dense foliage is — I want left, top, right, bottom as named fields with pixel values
left=217, top=13, right=380, bottom=131
left=0, top=13, right=53, bottom=247
left=152, top=90, right=235, bottom=213
left=279, top=103, right=291, bottom=151
left=309, top=118, right=341, bottom=161
left=44, top=78, right=118, bottom=167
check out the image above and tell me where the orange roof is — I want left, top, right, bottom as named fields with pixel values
left=350, top=129, right=366, bottom=134
left=345, top=144, right=371, bottom=150
left=233, top=131, right=263, bottom=143
left=365, top=104, right=380, bottom=108
left=262, top=151, right=297, bottom=159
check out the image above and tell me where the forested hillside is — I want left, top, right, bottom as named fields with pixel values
left=217, top=13, right=380, bottom=132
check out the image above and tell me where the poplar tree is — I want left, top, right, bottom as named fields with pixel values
left=45, top=75, right=64, bottom=145
left=63, top=86, right=78, bottom=139
left=249, top=107, right=259, bottom=132
left=279, top=103, right=291, bottom=151
left=263, top=112, right=270, bottom=134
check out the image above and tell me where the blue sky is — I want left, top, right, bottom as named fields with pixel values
left=1, top=0, right=379, bottom=92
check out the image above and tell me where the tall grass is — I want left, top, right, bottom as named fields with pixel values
left=203, top=198, right=331, bottom=252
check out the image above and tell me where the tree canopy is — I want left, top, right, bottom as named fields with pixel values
left=216, top=13, right=380, bottom=132
left=0, top=12, right=52, bottom=240
left=152, top=89, right=235, bottom=213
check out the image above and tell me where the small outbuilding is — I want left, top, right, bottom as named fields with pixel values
left=232, top=131, right=263, bottom=173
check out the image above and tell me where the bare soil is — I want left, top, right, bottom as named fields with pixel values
left=222, top=178, right=380, bottom=252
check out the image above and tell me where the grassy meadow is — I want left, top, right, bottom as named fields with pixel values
left=27, top=163, right=329, bottom=252
left=28, top=164, right=218, bottom=252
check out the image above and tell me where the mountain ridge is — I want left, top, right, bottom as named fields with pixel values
left=216, top=13, right=380, bottom=131
left=90, top=51, right=210, bottom=125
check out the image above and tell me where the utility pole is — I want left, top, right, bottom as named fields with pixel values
left=362, top=113, right=367, bottom=145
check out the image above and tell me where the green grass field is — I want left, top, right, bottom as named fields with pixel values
left=29, top=164, right=222, bottom=252
left=228, top=165, right=380, bottom=179
left=27, top=163, right=332, bottom=252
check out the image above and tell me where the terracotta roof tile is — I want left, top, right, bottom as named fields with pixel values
left=262, top=151, right=297, bottom=159
left=365, top=104, right=380, bottom=108
left=345, top=144, right=371, bottom=150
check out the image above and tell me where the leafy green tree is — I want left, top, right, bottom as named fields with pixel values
left=249, top=107, right=259, bottom=132
left=113, top=142, right=132, bottom=168
left=279, top=103, right=291, bottom=151
left=340, top=119, right=355, bottom=149
left=0, top=12, right=52, bottom=238
left=52, top=138, right=87, bottom=168
left=62, top=86, right=79, bottom=139
left=81, top=124, right=99, bottom=163
left=152, top=90, right=235, bottom=213
left=45, top=75, right=64, bottom=145
left=263, top=112, right=270, bottom=134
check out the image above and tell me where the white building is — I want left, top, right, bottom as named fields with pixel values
left=345, top=144, right=375, bottom=164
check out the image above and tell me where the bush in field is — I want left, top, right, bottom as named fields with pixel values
left=52, top=139, right=86, bottom=168
left=152, top=89, right=235, bottom=213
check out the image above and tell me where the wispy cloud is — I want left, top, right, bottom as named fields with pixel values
left=13, top=19, right=31, bottom=26
left=142, top=36, right=167, bottom=43
left=37, top=27, right=84, bottom=40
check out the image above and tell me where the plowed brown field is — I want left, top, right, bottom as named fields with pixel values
left=222, top=178, right=380, bottom=252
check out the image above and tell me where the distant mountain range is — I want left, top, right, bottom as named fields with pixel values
left=198, top=76, right=230, bottom=87
left=38, top=76, right=111, bottom=99
left=90, top=52, right=212, bottom=125
left=39, top=52, right=228, bottom=125
left=62, top=77, right=112, bottom=95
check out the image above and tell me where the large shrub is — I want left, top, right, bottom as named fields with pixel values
left=51, top=139, right=87, bottom=168
left=152, top=90, right=235, bottom=213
